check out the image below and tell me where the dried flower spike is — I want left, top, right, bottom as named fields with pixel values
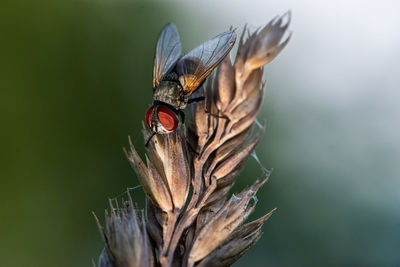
left=95, top=12, right=291, bottom=267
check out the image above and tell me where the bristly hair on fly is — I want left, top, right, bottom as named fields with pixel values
left=94, top=11, right=292, bottom=267
left=145, top=22, right=236, bottom=139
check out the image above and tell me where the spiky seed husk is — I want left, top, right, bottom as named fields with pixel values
left=96, top=12, right=291, bottom=267
left=94, top=196, right=155, bottom=267
left=125, top=137, right=173, bottom=212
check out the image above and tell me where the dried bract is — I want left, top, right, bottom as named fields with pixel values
left=95, top=12, right=291, bottom=267
left=94, top=196, right=154, bottom=267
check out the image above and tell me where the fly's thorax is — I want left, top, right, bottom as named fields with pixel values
left=153, top=81, right=187, bottom=109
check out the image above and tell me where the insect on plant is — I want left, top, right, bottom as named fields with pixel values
left=96, top=12, right=292, bottom=267
left=145, top=23, right=236, bottom=141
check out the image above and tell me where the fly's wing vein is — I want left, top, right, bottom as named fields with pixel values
left=153, top=23, right=182, bottom=88
left=176, top=30, right=237, bottom=95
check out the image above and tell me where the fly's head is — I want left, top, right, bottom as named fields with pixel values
left=145, top=104, right=179, bottom=134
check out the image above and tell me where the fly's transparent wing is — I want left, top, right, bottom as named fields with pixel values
left=153, top=23, right=182, bottom=88
left=176, top=30, right=236, bottom=95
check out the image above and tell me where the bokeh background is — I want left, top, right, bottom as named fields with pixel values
left=1, top=0, right=399, bottom=266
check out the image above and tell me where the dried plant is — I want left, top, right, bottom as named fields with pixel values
left=95, top=12, right=291, bottom=267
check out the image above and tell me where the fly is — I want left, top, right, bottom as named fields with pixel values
left=145, top=23, right=236, bottom=140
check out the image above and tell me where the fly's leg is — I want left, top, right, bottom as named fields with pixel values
left=205, top=104, right=230, bottom=121
left=207, top=111, right=230, bottom=121
left=187, top=96, right=230, bottom=121
left=187, top=96, right=205, bottom=104
left=145, top=132, right=156, bottom=147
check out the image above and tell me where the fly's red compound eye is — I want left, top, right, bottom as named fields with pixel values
left=145, top=106, right=154, bottom=129
left=157, top=106, right=178, bottom=132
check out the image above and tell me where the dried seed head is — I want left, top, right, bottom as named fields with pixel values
left=144, top=128, right=190, bottom=210
left=94, top=196, right=155, bottom=267
left=188, top=178, right=269, bottom=265
left=125, top=127, right=190, bottom=212
left=96, top=12, right=291, bottom=267
left=145, top=198, right=164, bottom=250
left=196, top=208, right=275, bottom=267
left=216, top=55, right=235, bottom=112
left=236, top=11, right=292, bottom=80
left=211, top=129, right=263, bottom=181
left=124, top=137, right=173, bottom=212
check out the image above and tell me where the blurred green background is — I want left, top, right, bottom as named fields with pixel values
left=1, top=0, right=399, bottom=266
